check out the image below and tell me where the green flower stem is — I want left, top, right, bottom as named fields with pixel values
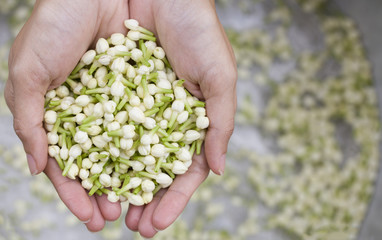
left=117, top=96, right=128, bottom=111
left=107, top=73, right=117, bottom=87
left=48, top=100, right=61, bottom=107
left=80, top=86, right=87, bottom=95
left=66, top=135, right=73, bottom=149
left=196, top=139, right=203, bottom=155
left=157, top=102, right=169, bottom=119
left=58, top=109, right=73, bottom=118
left=156, top=88, right=173, bottom=94
left=85, top=88, right=107, bottom=94
left=184, top=89, right=192, bottom=97
left=176, top=79, right=185, bottom=87
left=138, top=171, right=155, bottom=179
left=153, top=185, right=161, bottom=195
left=121, top=77, right=137, bottom=89
left=69, top=72, right=80, bottom=79
left=133, top=186, right=142, bottom=194
left=149, top=125, right=161, bottom=136
left=179, top=118, right=194, bottom=132
left=95, top=94, right=106, bottom=103
left=60, top=117, right=76, bottom=122
left=118, top=157, right=130, bottom=166
left=54, top=155, right=65, bottom=170
left=57, top=127, right=71, bottom=135
left=166, top=122, right=178, bottom=135
left=184, top=100, right=193, bottom=114
left=193, top=100, right=206, bottom=108
left=59, top=133, right=66, bottom=148
left=153, top=102, right=165, bottom=108
left=52, top=118, right=61, bottom=133
left=65, top=78, right=78, bottom=90
left=121, top=175, right=130, bottom=189
left=159, top=96, right=173, bottom=102
left=82, top=115, right=98, bottom=125
left=68, top=125, right=76, bottom=137
left=139, top=40, right=147, bottom=60
left=88, top=62, right=99, bottom=75
left=139, top=125, right=144, bottom=138
left=89, top=147, right=103, bottom=153
left=163, top=167, right=175, bottom=179
left=77, top=155, right=82, bottom=169
left=138, top=26, right=154, bottom=36
left=62, top=156, right=75, bottom=177
left=115, top=51, right=132, bottom=57
left=100, top=188, right=110, bottom=194
left=107, top=130, right=123, bottom=137
left=89, top=180, right=101, bottom=196
left=140, top=34, right=156, bottom=42
left=94, top=53, right=105, bottom=60
left=71, top=62, right=85, bottom=75
left=157, top=128, right=169, bottom=137
left=114, top=137, right=120, bottom=148
left=163, top=142, right=180, bottom=151
left=144, top=107, right=160, bottom=117
left=162, top=57, right=171, bottom=69
left=114, top=161, right=120, bottom=173
left=167, top=112, right=179, bottom=129
left=141, top=75, right=148, bottom=97
left=161, top=163, right=173, bottom=169
left=124, top=87, right=132, bottom=98
left=147, top=72, right=158, bottom=83
left=189, top=141, right=196, bottom=156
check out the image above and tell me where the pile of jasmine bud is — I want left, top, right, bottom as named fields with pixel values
left=43, top=19, right=209, bottom=206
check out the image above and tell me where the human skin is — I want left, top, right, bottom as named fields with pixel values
left=5, top=0, right=237, bottom=237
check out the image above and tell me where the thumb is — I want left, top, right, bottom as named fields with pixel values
left=201, top=70, right=237, bottom=175
left=6, top=66, right=50, bottom=175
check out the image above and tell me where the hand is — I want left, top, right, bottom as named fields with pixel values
left=125, top=0, right=237, bottom=237
left=5, top=0, right=131, bottom=231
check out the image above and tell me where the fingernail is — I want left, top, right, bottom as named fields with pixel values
left=81, top=218, right=91, bottom=224
left=26, top=154, right=38, bottom=175
left=218, top=154, right=226, bottom=175
left=153, top=227, right=162, bottom=232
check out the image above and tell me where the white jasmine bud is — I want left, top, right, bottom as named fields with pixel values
left=110, top=33, right=126, bottom=45
left=172, top=100, right=185, bottom=112
left=127, top=30, right=142, bottom=41
left=129, top=177, right=143, bottom=188
left=73, top=83, right=84, bottom=95
left=167, top=71, right=176, bottom=82
left=120, top=138, right=133, bottom=150
left=172, top=160, right=188, bottom=174
left=70, top=104, right=82, bottom=115
left=48, top=145, right=60, bottom=157
left=138, top=144, right=151, bottom=156
left=153, top=59, right=164, bottom=70
left=107, top=121, right=121, bottom=131
left=169, top=132, right=184, bottom=142
left=129, top=107, right=146, bottom=123
left=82, top=158, right=93, bottom=169
left=81, top=72, right=92, bottom=86
left=157, top=79, right=172, bottom=89
left=174, top=87, right=187, bottom=99
left=125, top=38, right=137, bottom=50
left=45, top=123, right=54, bottom=132
left=67, top=163, right=79, bottom=180
left=184, top=130, right=201, bottom=142
left=115, top=111, right=128, bottom=124
left=159, top=119, right=168, bottom=129
left=111, top=177, right=122, bottom=188
left=82, top=179, right=93, bottom=190
left=87, top=125, right=103, bottom=136
left=122, top=125, right=136, bottom=138
left=131, top=161, right=145, bottom=171
left=143, top=95, right=155, bottom=110
left=143, top=117, right=156, bottom=129
left=140, top=134, right=152, bottom=145
left=142, top=192, right=153, bottom=204
left=109, top=145, right=120, bottom=157
left=102, top=131, right=113, bottom=142
left=96, top=38, right=109, bottom=54
left=141, top=179, right=155, bottom=193
left=90, top=163, right=103, bottom=175
left=176, top=148, right=192, bottom=162
left=46, top=90, right=56, bottom=99
left=87, top=78, right=98, bottom=89
left=44, top=110, right=57, bottom=124
left=103, top=100, right=117, bottom=113
left=111, top=57, right=126, bottom=73
left=107, top=191, right=120, bottom=203
left=194, top=107, right=206, bottom=116
left=153, top=47, right=165, bottom=59
left=75, top=95, right=91, bottom=107
left=177, top=111, right=189, bottom=124
left=129, top=95, right=141, bottom=107
left=196, top=116, right=209, bottom=129
left=98, top=55, right=112, bottom=65
left=56, top=85, right=70, bottom=98
left=60, top=145, right=69, bottom=160
left=68, top=145, right=82, bottom=160
left=81, top=50, right=96, bottom=65
left=151, top=134, right=159, bottom=144
left=151, top=144, right=166, bottom=158
left=143, top=155, right=156, bottom=165
left=156, top=173, right=173, bottom=188
left=131, top=48, right=143, bottom=62
left=110, top=80, right=125, bottom=97
left=104, top=113, right=114, bottom=122
left=47, top=132, right=59, bottom=145
left=79, top=169, right=89, bottom=180
left=163, top=108, right=172, bottom=120
left=126, top=192, right=144, bottom=206
left=74, top=130, right=89, bottom=144
left=124, top=19, right=139, bottom=30
left=137, top=65, right=150, bottom=76
left=99, top=173, right=112, bottom=187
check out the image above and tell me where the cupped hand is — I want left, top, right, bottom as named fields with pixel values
left=5, top=0, right=131, bottom=231
left=126, top=0, right=237, bottom=237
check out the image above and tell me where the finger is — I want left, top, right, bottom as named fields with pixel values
left=201, top=67, right=237, bottom=175
left=152, top=151, right=209, bottom=230
left=44, top=157, right=93, bottom=222
left=95, top=193, right=122, bottom=221
left=137, top=189, right=166, bottom=238
left=85, top=196, right=106, bottom=232
left=9, top=69, right=50, bottom=175
left=125, top=205, right=145, bottom=231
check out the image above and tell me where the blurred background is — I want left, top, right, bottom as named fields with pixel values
left=1, top=0, right=382, bottom=239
